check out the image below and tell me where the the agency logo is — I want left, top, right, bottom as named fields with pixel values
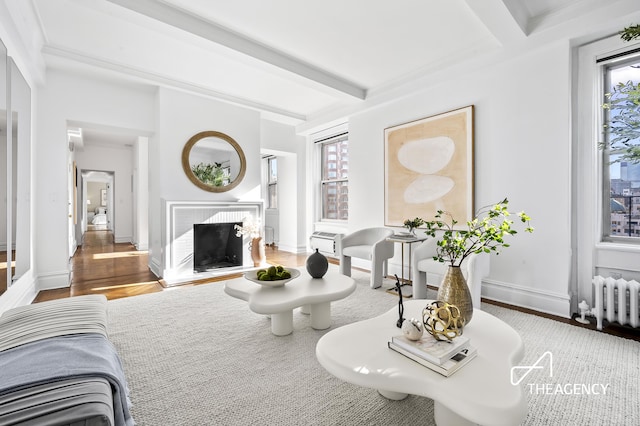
left=511, top=351, right=610, bottom=395
left=510, top=351, right=552, bottom=386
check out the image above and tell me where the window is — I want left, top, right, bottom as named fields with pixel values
left=601, top=51, right=640, bottom=241
left=318, top=133, right=348, bottom=220
left=267, top=156, right=277, bottom=209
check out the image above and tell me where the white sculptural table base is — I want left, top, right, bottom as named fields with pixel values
left=316, top=300, right=527, bottom=426
left=224, top=270, right=356, bottom=336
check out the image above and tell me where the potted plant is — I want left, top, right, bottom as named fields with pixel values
left=403, top=217, right=424, bottom=235
left=420, top=198, right=533, bottom=324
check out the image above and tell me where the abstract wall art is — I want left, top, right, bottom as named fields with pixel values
left=384, top=105, right=474, bottom=227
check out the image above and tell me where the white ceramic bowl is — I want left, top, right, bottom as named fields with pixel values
left=244, top=268, right=300, bottom=287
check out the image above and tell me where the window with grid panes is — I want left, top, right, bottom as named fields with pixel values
left=267, top=157, right=277, bottom=209
left=600, top=49, right=640, bottom=242
left=318, top=133, right=348, bottom=220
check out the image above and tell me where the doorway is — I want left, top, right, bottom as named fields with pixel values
left=82, top=171, right=114, bottom=235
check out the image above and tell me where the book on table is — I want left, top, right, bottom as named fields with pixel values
left=390, top=334, right=470, bottom=365
left=388, top=342, right=478, bottom=377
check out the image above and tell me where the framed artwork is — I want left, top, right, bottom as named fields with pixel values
left=100, top=189, right=107, bottom=206
left=384, top=105, right=474, bottom=227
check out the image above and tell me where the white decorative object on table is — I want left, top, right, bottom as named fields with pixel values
left=400, top=318, right=424, bottom=340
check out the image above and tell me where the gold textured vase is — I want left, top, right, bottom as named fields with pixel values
left=437, top=266, right=473, bottom=325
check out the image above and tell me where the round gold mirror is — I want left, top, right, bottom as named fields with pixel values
left=182, top=131, right=247, bottom=192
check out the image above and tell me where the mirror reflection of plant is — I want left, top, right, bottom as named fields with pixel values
left=191, top=162, right=226, bottom=186
left=422, top=198, right=534, bottom=267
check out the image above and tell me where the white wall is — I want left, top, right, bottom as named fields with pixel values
left=133, top=136, right=149, bottom=250
left=36, top=71, right=155, bottom=290
left=86, top=182, right=105, bottom=211
left=341, top=41, right=573, bottom=316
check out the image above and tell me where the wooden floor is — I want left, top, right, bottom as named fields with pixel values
left=34, top=229, right=310, bottom=303
left=34, top=230, right=640, bottom=342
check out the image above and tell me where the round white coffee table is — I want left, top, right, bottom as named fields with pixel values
left=316, top=300, right=527, bottom=426
left=224, top=269, right=356, bottom=336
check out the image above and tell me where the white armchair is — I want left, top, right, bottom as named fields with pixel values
left=410, top=237, right=490, bottom=308
left=337, top=227, right=395, bottom=289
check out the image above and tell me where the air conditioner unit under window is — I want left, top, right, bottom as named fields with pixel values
left=309, top=232, right=341, bottom=257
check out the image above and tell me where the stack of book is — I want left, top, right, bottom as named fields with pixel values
left=388, top=334, right=477, bottom=377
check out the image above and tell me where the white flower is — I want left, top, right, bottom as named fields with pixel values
left=234, top=215, right=262, bottom=239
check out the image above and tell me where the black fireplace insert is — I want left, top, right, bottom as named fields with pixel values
left=193, top=222, right=243, bottom=272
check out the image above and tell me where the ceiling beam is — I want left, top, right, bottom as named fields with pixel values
left=463, top=0, right=528, bottom=45
left=105, top=0, right=366, bottom=100
left=43, top=44, right=307, bottom=122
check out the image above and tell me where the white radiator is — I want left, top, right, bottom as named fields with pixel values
left=264, top=209, right=278, bottom=245
left=592, top=276, right=640, bottom=330
left=264, top=227, right=274, bottom=245
left=309, top=232, right=341, bottom=257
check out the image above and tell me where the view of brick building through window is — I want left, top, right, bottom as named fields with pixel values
left=320, top=135, right=348, bottom=220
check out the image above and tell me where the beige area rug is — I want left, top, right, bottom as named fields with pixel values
left=106, top=268, right=640, bottom=425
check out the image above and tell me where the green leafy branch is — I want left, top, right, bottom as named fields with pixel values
left=602, top=81, right=640, bottom=163
left=599, top=25, right=640, bottom=163
left=620, top=25, right=640, bottom=42
left=422, top=198, right=534, bottom=267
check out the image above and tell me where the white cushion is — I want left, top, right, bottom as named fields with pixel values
left=342, top=245, right=373, bottom=260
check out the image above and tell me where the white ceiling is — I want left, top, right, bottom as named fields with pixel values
left=26, top=0, right=635, bottom=134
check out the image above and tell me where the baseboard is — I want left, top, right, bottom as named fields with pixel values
left=37, top=270, right=71, bottom=291
left=481, top=279, right=571, bottom=318
left=149, top=256, right=162, bottom=278
left=115, top=235, right=132, bottom=244
left=0, top=275, right=38, bottom=314
left=134, top=242, right=149, bottom=251
left=277, top=243, right=308, bottom=255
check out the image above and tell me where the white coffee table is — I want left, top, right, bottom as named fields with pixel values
left=316, top=300, right=527, bottom=426
left=224, top=269, right=356, bottom=336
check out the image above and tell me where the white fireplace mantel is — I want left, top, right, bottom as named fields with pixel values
left=161, top=199, right=264, bottom=285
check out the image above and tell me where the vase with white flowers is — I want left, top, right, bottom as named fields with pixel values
left=234, top=216, right=265, bottom=267
left=421, top=198, right=533, bottom=324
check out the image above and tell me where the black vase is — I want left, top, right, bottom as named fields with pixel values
left=306, top=248, right=329, bottom=278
